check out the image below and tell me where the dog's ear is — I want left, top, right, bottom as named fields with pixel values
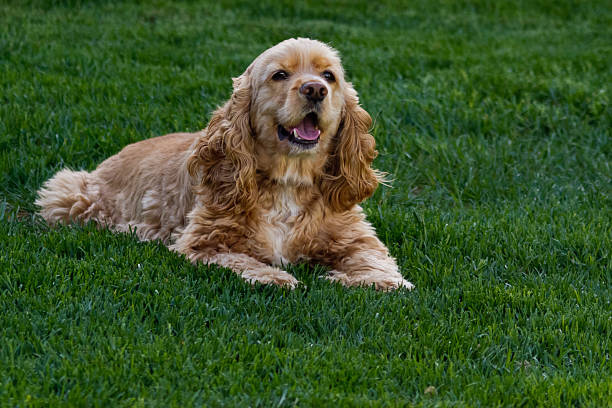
left=321, top=84, right=383, bottom=212
left=188, top=72, right=257, bottom=213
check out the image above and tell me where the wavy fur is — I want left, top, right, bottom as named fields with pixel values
left=36, top=38, right=414, bottom=291
left=188, top=73, right=257, bottom=214
left=321, top=85, right=383, bottom=212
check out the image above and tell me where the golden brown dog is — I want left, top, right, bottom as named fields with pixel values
left=36, top=38, right=414, bottom=291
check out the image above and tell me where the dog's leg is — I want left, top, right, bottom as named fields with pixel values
left=173, top=243, right=300, bottom=289
left=325, top=249, right=414, bottom=291
left=171, top=213, right=300, bottom=288
left=208, top=253, right=300, bottom=289
left=320, top=222, right=415, bottom=291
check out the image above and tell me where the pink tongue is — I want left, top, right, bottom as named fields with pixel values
left=291, top=115, right=320, bottom=140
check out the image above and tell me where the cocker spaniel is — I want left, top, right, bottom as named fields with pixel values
left=36, top=38, right=414, bottom=291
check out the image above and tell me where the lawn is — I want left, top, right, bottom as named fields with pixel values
left=1, top=0, right=611, bottom=406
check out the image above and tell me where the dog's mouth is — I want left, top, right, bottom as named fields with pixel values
left=277, top=112, right=320, bottom=147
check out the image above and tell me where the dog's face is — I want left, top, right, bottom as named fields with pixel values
left=247, top=38, right=345, bottom=158
left=191, top=38, right=379, bottom=211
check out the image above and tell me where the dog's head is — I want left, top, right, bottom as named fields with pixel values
left=189, top=38, right=382, bottom=213
left=247, top=38, right=344, bottom=159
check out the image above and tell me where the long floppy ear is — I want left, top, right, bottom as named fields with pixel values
left=187, top=72, right=257, bottom=213
left=321, top=84, right=383, bottom=212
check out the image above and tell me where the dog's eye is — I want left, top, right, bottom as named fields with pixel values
left=272, top=70, right=289, bottom=81
left=322, top=71, right=335, bottom=82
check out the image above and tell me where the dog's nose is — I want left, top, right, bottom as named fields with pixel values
left=299, top=81, right=327, bottom=102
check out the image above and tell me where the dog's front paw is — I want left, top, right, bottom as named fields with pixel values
left=241, top=268, right=300, bottom=289
left=325, top=270, right=415, bottom=292
left=379, top=276, right=415, bottom=292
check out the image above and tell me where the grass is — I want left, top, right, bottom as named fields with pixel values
left=1, top=0, right=611, bottom=406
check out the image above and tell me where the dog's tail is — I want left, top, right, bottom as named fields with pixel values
left=35, top=169, right=93, bottom=225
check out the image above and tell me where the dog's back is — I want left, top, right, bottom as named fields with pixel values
left=36, top=132, right=199, bottom=242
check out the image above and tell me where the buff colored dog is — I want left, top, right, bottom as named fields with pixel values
left=36, top=38, right=414, bottom=291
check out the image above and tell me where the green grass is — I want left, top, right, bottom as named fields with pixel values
left=1, top=0, right=611, bottom=406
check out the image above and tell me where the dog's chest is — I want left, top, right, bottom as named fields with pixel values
left=258, top=191, right=303, bottom=265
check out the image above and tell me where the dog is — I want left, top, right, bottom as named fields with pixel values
left=36, top=38, right=414, bottom=291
